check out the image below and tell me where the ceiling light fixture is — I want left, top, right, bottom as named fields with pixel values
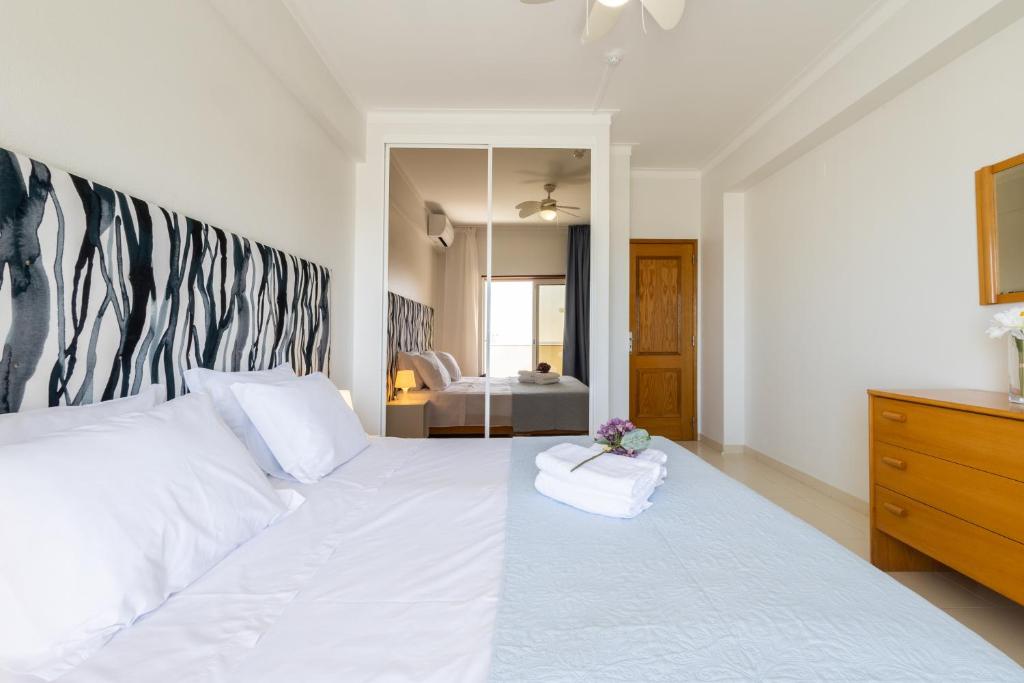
left=597, top=0, right=631, bottom=6
left=539, top=206, right=558, bottom=221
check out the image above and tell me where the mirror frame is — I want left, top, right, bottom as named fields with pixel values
left=977, top=151, right=1024, bottom=305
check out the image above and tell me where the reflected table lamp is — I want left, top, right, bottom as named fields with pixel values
left=395, top=370, right=417, bottom=399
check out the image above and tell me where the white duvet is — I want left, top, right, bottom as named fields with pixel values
left=19, top=437, right=1020, bottom=682
left=51, top=437, right=510, bottom=683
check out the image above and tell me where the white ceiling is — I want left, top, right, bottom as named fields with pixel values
left=286, top=0, right=876, bottom=168
left=391, top=147, right=590, bottom=226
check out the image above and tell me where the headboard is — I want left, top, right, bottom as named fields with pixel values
left=0, top=146, right=331, bottom=414
left=386, top=291, right=433, bottom=400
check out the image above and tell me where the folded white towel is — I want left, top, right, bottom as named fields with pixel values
left=636, top=449, right=668, bottom=484
left=535, top=472, right=653, bottom=519
left=535, top=443, right=661, bottom=499
left=518, top=370, right=536, bottom=383
left=533, top=374, right=560, bottom=385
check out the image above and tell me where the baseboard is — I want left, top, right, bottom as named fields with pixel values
left=743, top=446, right=869, bottom=516
left=697, top=433, right=723, bottom=453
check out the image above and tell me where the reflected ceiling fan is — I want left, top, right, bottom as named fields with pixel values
left=522, top=0, right=687, bottom=43
left=516, top=184, right=580, bottom=222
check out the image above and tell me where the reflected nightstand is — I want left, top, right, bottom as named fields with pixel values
left=385, top=392, right=429, bottom=438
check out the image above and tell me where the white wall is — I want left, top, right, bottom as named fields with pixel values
left=699, top=0, right=1024, bottom=450
left=630, top=170, right=701, bottom=238
left=478, top=225, right=569, bottom=277
left=743, top=15, right=1024, bottom=500
left=0, top=0, right=360, bottom=387
left=388, top=158, right=445, bottom=309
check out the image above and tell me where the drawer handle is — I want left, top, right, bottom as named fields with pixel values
left=883, top=502, right=907, bottom=517
left=881, top=411, right=907, bottom=423
left=881, top=456, right=906, bottom=470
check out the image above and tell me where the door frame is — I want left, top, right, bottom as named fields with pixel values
left=628, top=238, right=698, bottom=439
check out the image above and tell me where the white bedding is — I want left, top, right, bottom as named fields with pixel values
left=421, top=377, right=512, bottom=428
left=25, top=437, right=1019, bottom=681
left=50, top=437, right=510, bottom=683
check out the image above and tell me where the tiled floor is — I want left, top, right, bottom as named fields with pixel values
left=679, top=440, right=1024, bottom=667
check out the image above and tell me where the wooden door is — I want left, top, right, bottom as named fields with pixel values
left=629, top=240, right=697, bottom=440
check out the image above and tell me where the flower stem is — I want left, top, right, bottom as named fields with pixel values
left=1016, top=337, right=1024, bottom=401
left=570, top=447, right=613, bottom=473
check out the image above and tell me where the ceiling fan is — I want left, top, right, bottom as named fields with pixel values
left=516, top=184, right=580, bottom=222
left=522, top=0, right=687, bottom=43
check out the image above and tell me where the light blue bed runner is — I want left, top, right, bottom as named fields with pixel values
left=488, top=437, right=1023, bottom=682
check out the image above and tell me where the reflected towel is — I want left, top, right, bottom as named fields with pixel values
left=535, top=443, right=661, bottom=499
left=534, top=472, right=653, bottom=519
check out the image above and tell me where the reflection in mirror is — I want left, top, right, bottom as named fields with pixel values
left=489, top=148, right=590, bottom=436
left=996, top=164, right=1024, bottom=295
left=384, top=147, right=488, bottom=438
left=976, top=152, right=1024, bottom=304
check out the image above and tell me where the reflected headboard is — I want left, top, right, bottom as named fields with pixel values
left=0, top=146, right=331, bottom=414
left=386, top=292, right=433, bottom=400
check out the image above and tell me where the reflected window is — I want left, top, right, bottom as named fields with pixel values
left=487, top=279, right=566, bottom=377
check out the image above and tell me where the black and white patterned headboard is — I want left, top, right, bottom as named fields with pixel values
left=386, top=291, right=433, bottom=400
left=0, top=146, right=331, bottom=413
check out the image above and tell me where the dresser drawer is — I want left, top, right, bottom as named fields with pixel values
left=872, top=396, right=1024, bottom=481
left=874, top=487, right=1024, bottom=605
left=874, top=442, right=1024, bottom=544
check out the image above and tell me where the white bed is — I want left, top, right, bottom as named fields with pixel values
left=30, top=437, right=1022, bottom=682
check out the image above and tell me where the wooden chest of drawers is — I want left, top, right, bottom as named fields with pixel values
left=868, top=389, right=1024, bottom=605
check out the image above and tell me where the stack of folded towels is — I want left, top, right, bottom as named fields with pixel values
left=534, top=443, right=668, bottom=518
left=518, top=370, right=560, bottom=385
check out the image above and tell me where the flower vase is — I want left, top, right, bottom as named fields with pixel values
left=1010, top=336, right=1024, bottom=404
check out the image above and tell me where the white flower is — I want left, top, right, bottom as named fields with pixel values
left=987, top=306, right=1024, bottom=339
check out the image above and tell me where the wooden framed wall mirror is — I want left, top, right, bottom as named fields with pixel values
left=977, top=152, right=1024, bottom=304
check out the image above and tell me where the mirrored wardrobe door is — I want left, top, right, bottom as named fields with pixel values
left=383, top=145, right=489, bottom=439
left=487, top=148, right=591, bottom=439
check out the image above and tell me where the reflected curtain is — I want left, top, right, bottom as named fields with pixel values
left=438, top=226, right=481, bottom=376
left=562, top=225, right=589, bottom=385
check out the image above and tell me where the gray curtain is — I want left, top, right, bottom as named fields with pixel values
left=562, top=225, right=589, bottom=385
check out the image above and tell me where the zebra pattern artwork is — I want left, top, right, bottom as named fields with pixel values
left=386, top=292, right=433, bottom=400
left=0, top=146, right=331, bottom=414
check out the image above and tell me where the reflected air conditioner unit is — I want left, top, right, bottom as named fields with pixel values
left=427, top=212, right=455, bottom=248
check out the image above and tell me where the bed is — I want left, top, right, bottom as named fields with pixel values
left=41, top=436, right=1023, bottom=682
left=422, top=376, right=590, bottom=436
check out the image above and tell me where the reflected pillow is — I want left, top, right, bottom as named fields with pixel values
left=0, top=385, right=166, bottom=447
left=411, top=351, right=450, bottom=391
left=183, top=363, right=295, bottom=478
left=435, top=351, right=462, bottom=381
left=231, top=373, right=370, bottom=483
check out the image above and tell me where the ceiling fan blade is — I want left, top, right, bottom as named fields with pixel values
left=555, top=205, right=581, bottom=211
left=581, top=1, right=625, bottom=44
left=516, top=201, right=542, bottom=218
left=642, top=0, right=686, bottom=30
left=557, top=209, right=580, bottom=218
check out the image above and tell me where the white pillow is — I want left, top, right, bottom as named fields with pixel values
left=231, top=373, right=370, bottom=484
left=183, top=363, right=295, bottom=478
left=411, top=351, right=451, bottom=390
left=435, top=351, right=462, bottom=381
left=0, top=384, right=166, bottom=447
left=0, top=393, right=298, bottom=680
